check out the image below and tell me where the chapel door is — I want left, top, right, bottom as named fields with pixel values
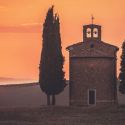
left=88, top=89, right=96, bottom=105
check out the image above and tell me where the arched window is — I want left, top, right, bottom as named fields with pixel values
left=93, top=28, right=98, bottom=38
left=86, top=28, right=91, bottom=38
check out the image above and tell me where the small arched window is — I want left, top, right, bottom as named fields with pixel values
left=86, top=28, right=91, bottom=38
left=93, top=28, right=98, bottom=38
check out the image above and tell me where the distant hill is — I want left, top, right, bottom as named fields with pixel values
left=0, top=77, right=37, bottom=85
left=0, top=77, right=20, bottom=82
left=0, top=82, right=38, bottom=87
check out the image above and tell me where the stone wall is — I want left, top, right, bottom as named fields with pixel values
left=69, top=57, right=117, bottom=106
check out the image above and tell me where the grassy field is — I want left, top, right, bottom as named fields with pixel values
left=0, top=105, right=125, bottom=125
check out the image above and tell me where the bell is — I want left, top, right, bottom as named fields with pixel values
left=87, top=31, right=91, bottom=34
left=94, top=31, right=97, bottom=34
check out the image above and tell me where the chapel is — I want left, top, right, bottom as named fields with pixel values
left=66, top=20, right=119, bottom=106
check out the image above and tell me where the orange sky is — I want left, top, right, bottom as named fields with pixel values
left=0, top=0, right=125, bottom=81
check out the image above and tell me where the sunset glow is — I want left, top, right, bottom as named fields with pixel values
left=0, top=0, right=125, bottom=82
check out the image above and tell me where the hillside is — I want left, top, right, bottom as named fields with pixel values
left=0, top=77, right=36, bottom=85
left=0, top=83, right=69, bottom=107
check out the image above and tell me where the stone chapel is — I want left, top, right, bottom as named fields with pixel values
left=66, top=22, right=119, bottom=106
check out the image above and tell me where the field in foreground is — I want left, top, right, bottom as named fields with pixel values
left=0, top=105, right=125, bottom=125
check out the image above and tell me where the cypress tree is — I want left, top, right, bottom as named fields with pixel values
left=119, top=40, right=125, bottom=94
left=39, top=6, right=66, bottom=105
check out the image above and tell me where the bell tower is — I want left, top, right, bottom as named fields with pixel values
left=83, top=17, right=101, bottom=42
left=83, top=24, right=101, bottom=42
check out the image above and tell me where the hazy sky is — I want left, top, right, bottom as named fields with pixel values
left=0, top=0, right=125, bottom=81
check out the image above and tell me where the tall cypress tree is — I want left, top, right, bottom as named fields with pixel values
left=39, top=6, right=66, bottom=105
left=119, top=40, right=125, bottom=94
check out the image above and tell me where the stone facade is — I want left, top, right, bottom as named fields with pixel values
left=66, top=24, right=119, bottom=106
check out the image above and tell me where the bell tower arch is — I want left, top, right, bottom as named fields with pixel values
left=83, top=24, right=101, bottom=42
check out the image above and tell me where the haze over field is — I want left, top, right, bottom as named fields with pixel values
left=0, top=0, right=125, bottom=83
left=0, top=77, right=37, bottom=85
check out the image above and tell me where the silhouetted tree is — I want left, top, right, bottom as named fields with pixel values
left=39, top=6, right=66, bottom=105
left=119, top=40, right=125, bottom=94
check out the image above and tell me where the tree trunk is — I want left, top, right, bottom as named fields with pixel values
left=52, top=94, right=56, bottom=105
left=47, top=94, right=50, bottom=105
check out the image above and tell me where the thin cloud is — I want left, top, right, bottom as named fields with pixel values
left=0, top=6, right=5, bottom=9
left=0, top=25, right=41, bottom=33
left=21, top=23, right=41, bottom=26
left=0, top=5, right=7, bottom=10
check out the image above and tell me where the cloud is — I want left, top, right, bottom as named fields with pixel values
left=0, top=5, right=7, bottom=11
left=0, top=25, right=41, bottom=33
left=0, top=6, right=5, bottom=9
left=21, top=23, right=41, bottom=26
left=0, top=22, right=42, bottom=33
